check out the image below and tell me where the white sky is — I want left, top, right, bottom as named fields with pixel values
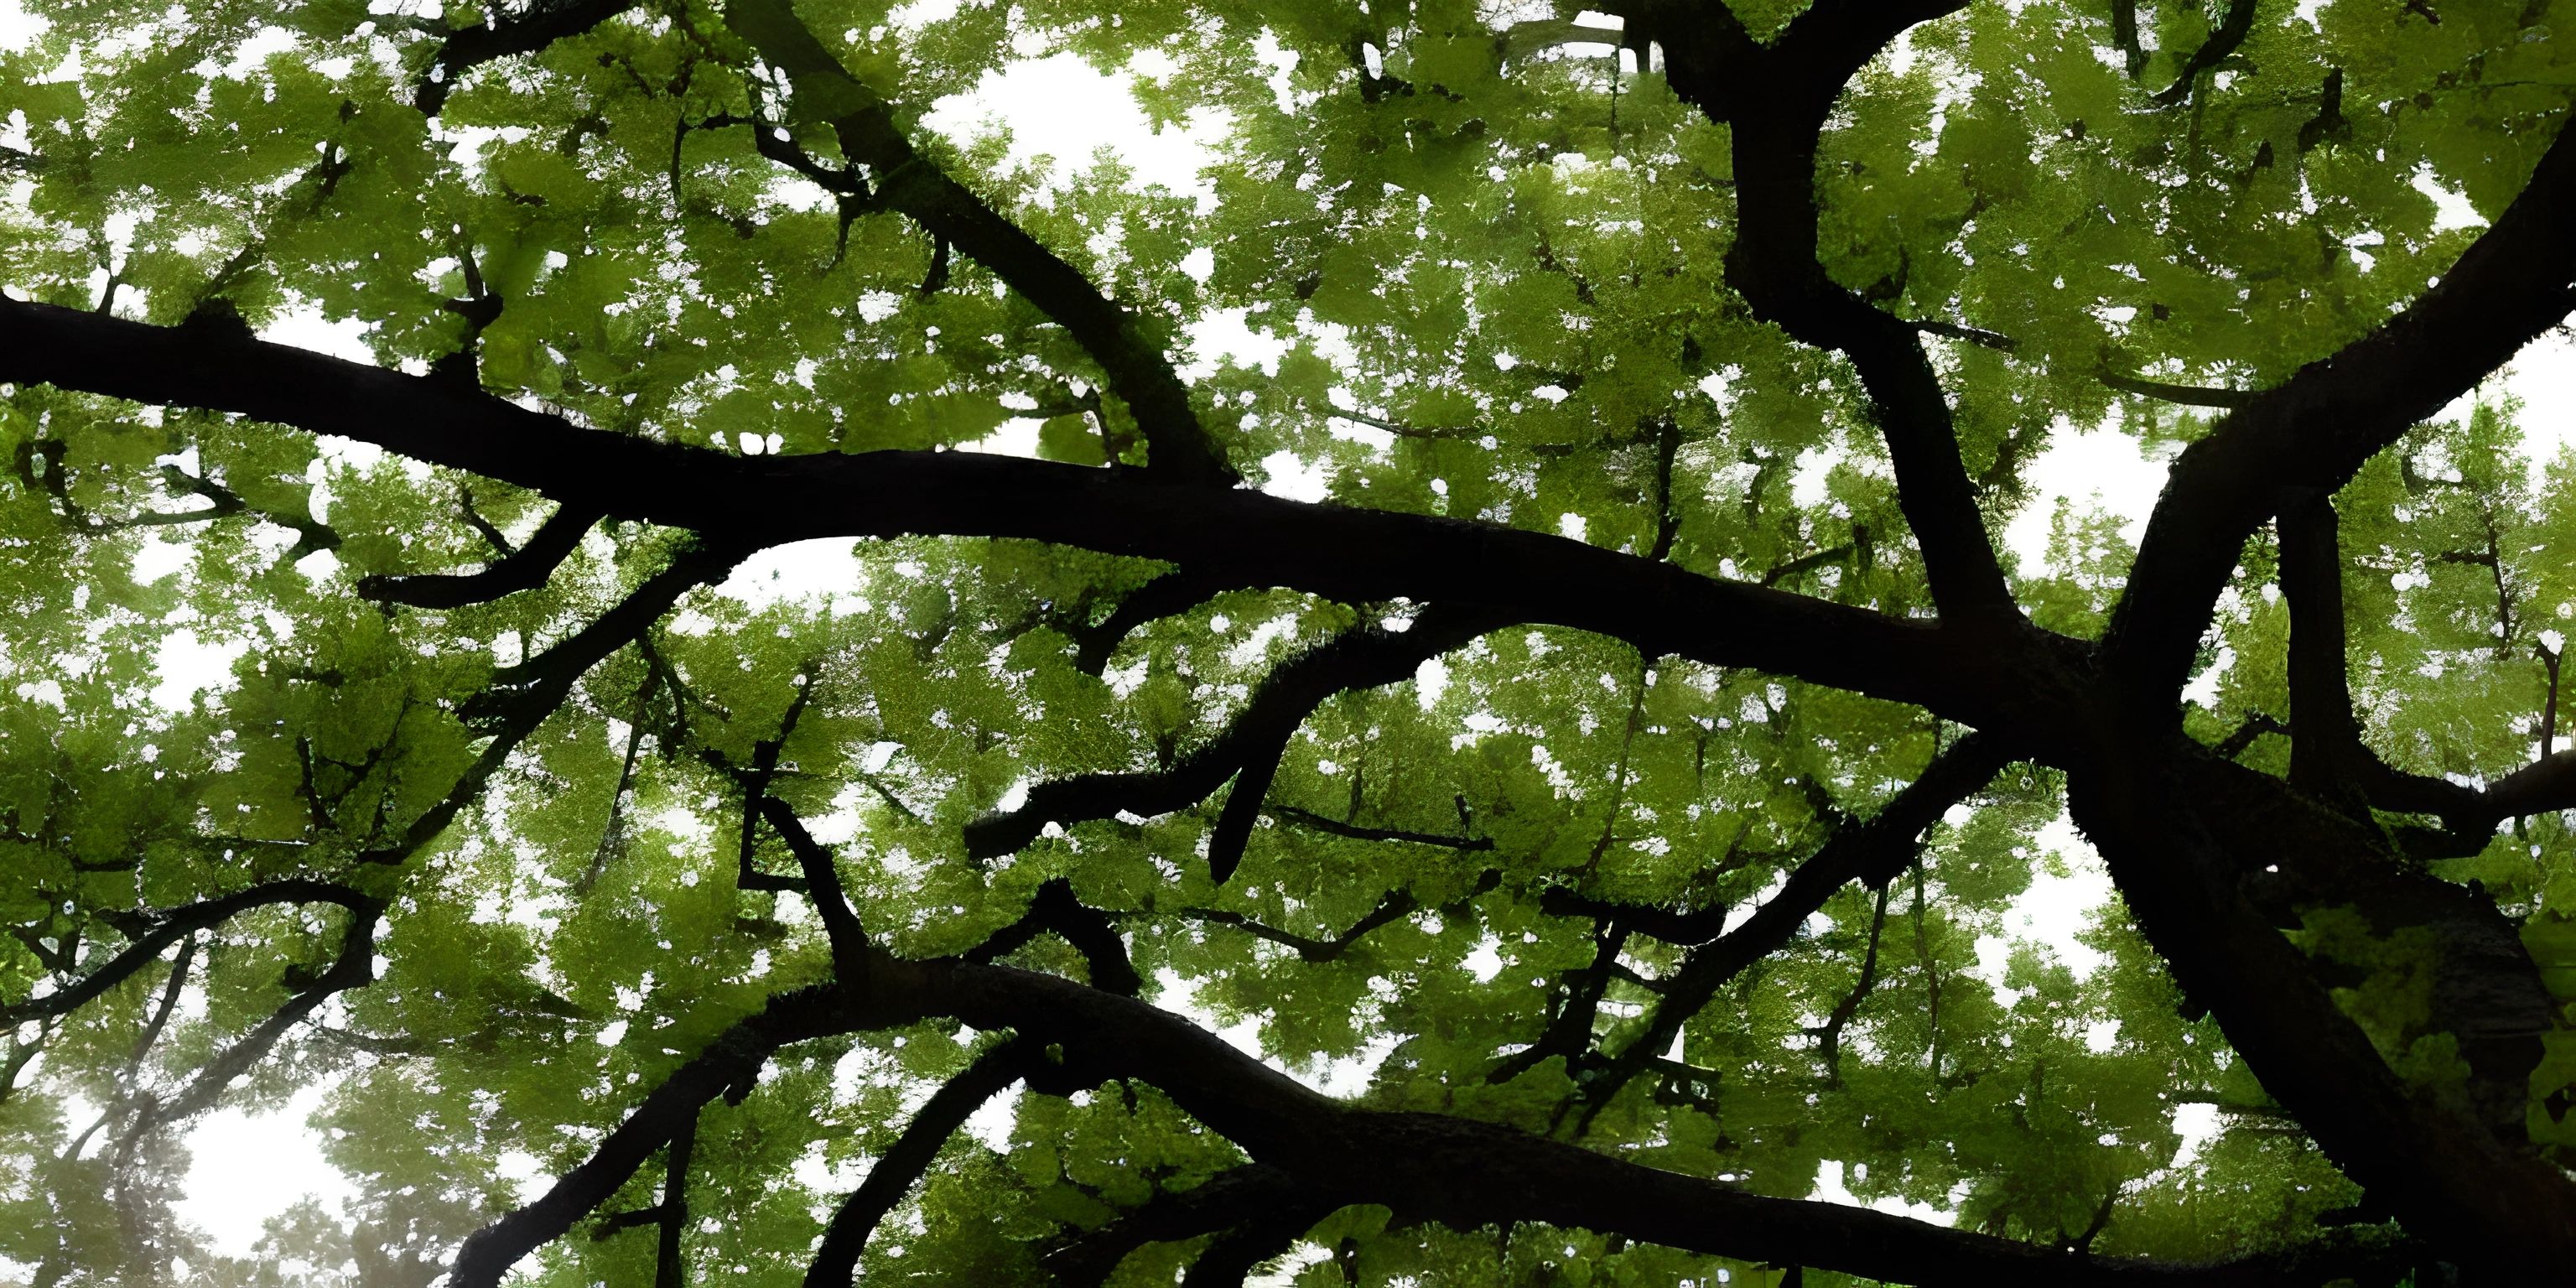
left=5, top=6, right=2575, bottom=1267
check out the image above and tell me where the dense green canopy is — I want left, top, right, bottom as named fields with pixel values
left=3, top=0, right=2576, bottom=1284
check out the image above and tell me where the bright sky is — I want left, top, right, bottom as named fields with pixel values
left=5, top=6, right=2575, bottom=1268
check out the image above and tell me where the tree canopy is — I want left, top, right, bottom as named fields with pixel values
left=3, top=0, right=2575, bottom=1283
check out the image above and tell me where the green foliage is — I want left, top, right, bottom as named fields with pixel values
left=0, top=0, right=2568, bottom=1284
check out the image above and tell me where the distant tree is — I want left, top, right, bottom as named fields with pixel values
left=2, top=0, right=2574, bottom=1283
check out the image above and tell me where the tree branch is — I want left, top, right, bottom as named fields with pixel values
left=1071, top=569, right=1230, bottom=676
left=0, top=297, right=2080, bottom=737
left=2098, top=368, right=2257, bottom=409
left=446, top=984, right=860, bottom=1288
left=0, top=880, right=378, bottom=1027
left=802, top=1038, right=1035, bottom=1287
left=964, top=605, right=1513, bottom=867
left=964, top=879, right=1141, bottom=996
left=460, top=540, right=745, bottom=733
left=873, top=946, right=2423, bottom=1288
left=654, top=1114, right=695, bottom=1288
left=1582, top=734, right=2008, bottom=1106
left=2078, top=744, right=2576, bottom=1274
left=724, top=0, right=1234, bottom=483
left=2150, top=0, right=2262, bottom=106
left=358, top=501, right=603, bottom=608
left=760, top=797, right=870, bottom=992
left=1041, top=1165, right=1302, bottom=1288
left=1641, top=0, right=2016, bottom=626
left=414, top=0, right=642, bottom=116
left=2105, top=115, right=2576, bottom=705
left=118, top=901, right=381, bottom=1144
left=2274, top=491, right=2371, bottom=805
left=1266, top=804, right=1493, bottom=851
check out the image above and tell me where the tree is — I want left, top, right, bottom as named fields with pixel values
left=1, top=0, right=2573, bottom=1281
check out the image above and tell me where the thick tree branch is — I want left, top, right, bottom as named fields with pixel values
left=450, top=922, right=2427, bottom=1288
left=2077, top=745, right=2576, bottom=1275
left=0, top=299, right=2060, bottom=736
left=446, top=984, right=860, bottom=1288
left=2106, top=116, right=2576, bottom=705
left=414, top=0, right=642, bottom=116
left=1639, top=0, right=2016, bottom=626
left=879, top=948, right=2420, bottom=1288
left=725, top=0, right=1234, bottom=483
left=2274, top=491, right=2371, bottom=804
left=802, top=1038, right=1035, bottom=1287
left=2098, top=368, right=2257, bottom=409
left=760, top=797, right=870, bottom=991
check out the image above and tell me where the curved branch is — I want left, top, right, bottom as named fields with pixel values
left=965, top=879, right=1141, bottom=996
left=760, top=797, right=870, bottom=991
left=119, top=901, right=382, bottom=1143
left=2099, top=368, right=2257, bottom=409
left=446, top=984, right=859, bottom=1288
left=1072, top=569, right=1231, bottom=676
left=802, top=1038, right=1035, bottom=1287
left=1173, top=872, right=1472, bottom=965
left=0, top=297, right=2080, bottom=737
left=1267, top=804, right=1493, bottom=850
left=358, top=501, right=603, bottom=608
left=460, top=541, right=745, bottom=732
left=2080, top=745, right=2576, bottom=1273
left=1041, top=1165, right=1302, bottom=1288
left=1642, top=0, right=2014, bottom=625
left=724, top=0, right=1234, bottom=484
left=875, top=949, right=2421, bottom=1288
left=414, top=0, right=641, bottom=116
left=2106, top=115, right=2576, bottom=704
left=964, top=606, right=1512, bottom=865
left=0, top=880, right=377, bottom=1027
left=2149, top=0, right=2262, bottom=106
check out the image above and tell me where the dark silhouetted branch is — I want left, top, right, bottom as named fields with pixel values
left=447, top=984, right=860, bottom=1288
left=802, top=1038, right=1035, bottom=1287
left=965, top=880, right=1140, bottom=996
left=761, top=797, right=870, bottom=991
left=726, top=0, right=1235, bottom=484
left=2100, top=369, right=2257, bottom=409
left=2275, top=491, right=2371, bottom=806
left=2150, top=0, right=2262, bottom=106
left=0, top=299, right=2058, bottom=739
left=359, top=501, right=603, bottom=608
left=1583, top=734, right=2008, bottom=1106
left=415, top=0, right=641, bottom=116
left=0, top=881, right=377, bottom=1027
left=1041, top=1165, right=1302, bottom=1288
left=965, top=606, right=1512, bottom=866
